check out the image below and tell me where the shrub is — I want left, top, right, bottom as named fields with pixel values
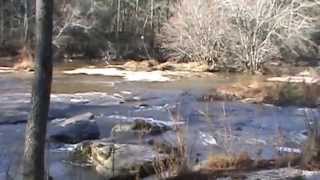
left=159, top=0, right=228, bottom=69
left=160, top=0, right=320, bottom=72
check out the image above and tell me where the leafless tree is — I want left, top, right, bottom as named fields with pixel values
left=159, top=0, right=228, bottom=68
left=224, top=0, right=320, bottom=72
left=160, top=0, right=320, bottom=72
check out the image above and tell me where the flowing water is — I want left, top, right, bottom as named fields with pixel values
left=0, top=67, right=318, bottom=180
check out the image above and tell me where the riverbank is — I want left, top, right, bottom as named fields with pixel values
left=62, top=60, right=320, bottom=108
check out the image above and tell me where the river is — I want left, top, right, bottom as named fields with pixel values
left=0, top=68, right=318, bottom=180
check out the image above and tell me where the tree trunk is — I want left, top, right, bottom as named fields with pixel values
left=150, top=0, right=155, bottom=56
left=116, top=0, right=121, bottom=58
left=0, top=0, right=4, bottom=44
left=135, top=0, right=139, bottom=34
left=166, top=0, right=170, bottom=20
left=150, top=0, right=154, bottom=29
left=22, top=0, right=53, bottom=179
left=24, top=0, right=31, bottom=43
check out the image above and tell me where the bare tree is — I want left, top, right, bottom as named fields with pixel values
left=160, top=0, right=320, bottom=72
left=224, top=0, right=320, bottom=72
left=159, top=0, right=228, bottom=68
left=22, top=0, right=53, bottom=180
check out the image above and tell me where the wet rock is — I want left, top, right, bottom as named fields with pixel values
left=168, top=167, right=320, bottom=180
left=234, top=126, right=243, bottom=131
left=76, top=139, right=167, bottom=179
left=147, top=132, right=179, bottom=154
left=137, top=103, right=150, bottom=108
left=111, top=118, right=171, bottom=137
left=49, top=112, right=100, bottom=144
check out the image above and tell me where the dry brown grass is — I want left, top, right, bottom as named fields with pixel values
left=204, top=78, right=320, bottom=107
left=153, top=148, right=189, bottom=180
left=153, top=127, right=189, bottom=179
left=152, top=105, right=190, bottom=179
left=167, top=154, right=302, bottom=180
left=301, top=109, right=320, bottom=170
left=206, top=153, right=253, bottom=171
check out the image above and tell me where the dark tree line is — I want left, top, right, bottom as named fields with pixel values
left=0, top=0, right=177, bottom=59
left=0, top=0, right=319, bottom=70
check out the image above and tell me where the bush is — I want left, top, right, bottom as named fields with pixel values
left=160, top=0, right=320, bottom=72
left=159, top=0, right=228, bottom=69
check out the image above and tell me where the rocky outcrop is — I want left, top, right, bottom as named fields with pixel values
left=169, top=168, right=320, bottom=180
left=111, top=118, right=172, bottom=137
left=217, top=168, right=320, bottom=180
left=49, top=112, right=100, bottom=144
left=76, top=139, right=168, bottom=179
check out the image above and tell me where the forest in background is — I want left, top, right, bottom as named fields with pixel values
left=0, top=0, right=320, bottom=72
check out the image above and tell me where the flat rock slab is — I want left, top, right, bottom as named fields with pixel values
left=49, top=112, right=100, bottom=144
left=0, top=92, right=124, bottom=125
left=217, top=168, right=320, bottom=180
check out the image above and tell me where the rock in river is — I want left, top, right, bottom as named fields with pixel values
left=76, top=139, right=167, bottom=179
left=49, top=112, right=100, bottom=144
left=111, top=118, right=172, bottom=137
